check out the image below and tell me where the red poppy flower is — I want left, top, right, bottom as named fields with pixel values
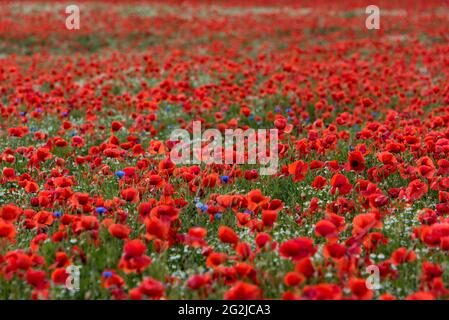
left=261, top=210, right=278, bottom=227
left=315, top=220, right=338, bottom=239
left=108, top=224, right=131, bottom=240
left=391, top=247, right=416, bottom=265
left=302, top=284, right=342, bottom=300
left=349, top=278, right=373, bottom=300
left=330, top=173, right=352, bottom=195
left=120, top=187, right=140, bottom=203
left=347, top=151, right=365, bottom=172
left=420, top=223, right=449, bottom=247
left=119, top=239, right=152, bottom=273
left=284, top=272, right=304, bottom=287
left=138, top=277, right=165, bottom=299
left=295, top=257, right=315, bottom=278
left=150, top=205, right=179, bottom=222
left=279, top=238, right=316, bottom=261
left=51, top=268, right=69, bottom=285
left=288, top=160, right=308, bottom=182
left=218, top=226, right=239, bottom=245
left=246, top=189, right=269, bottom=212
left=187, top=274, right=211, bottom=290
left=224, top=281, right=261, bottom=300
left=406, top=179, right=428, bottom=201
left=206, top=252, right=227, bottom=268
left=311, top=176, right=327, bottom=190
left=405, top=292, right=435, bottom=300
left=0, top=204, right=22, bottom=221
left=0, top=221, right=16, bottom=240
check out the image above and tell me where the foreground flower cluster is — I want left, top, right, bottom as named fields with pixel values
left=0, top=0, right=449, bottom=300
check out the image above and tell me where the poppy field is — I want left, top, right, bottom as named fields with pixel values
left=1, top=0, right=449, bottom=300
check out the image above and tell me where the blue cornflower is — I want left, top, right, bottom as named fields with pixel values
left=102, top=271, right=113, bottom=278
left=220, top=175, right=229, bottom=184
left=214, top=213, right=222, bottom=220
left=96, top=207, right=106, bottom=215
left=115, top=170, right=125, bottom=178
left=195, top=201, right=203, bottom=209
left=53, top=211, right=62, bottom=218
